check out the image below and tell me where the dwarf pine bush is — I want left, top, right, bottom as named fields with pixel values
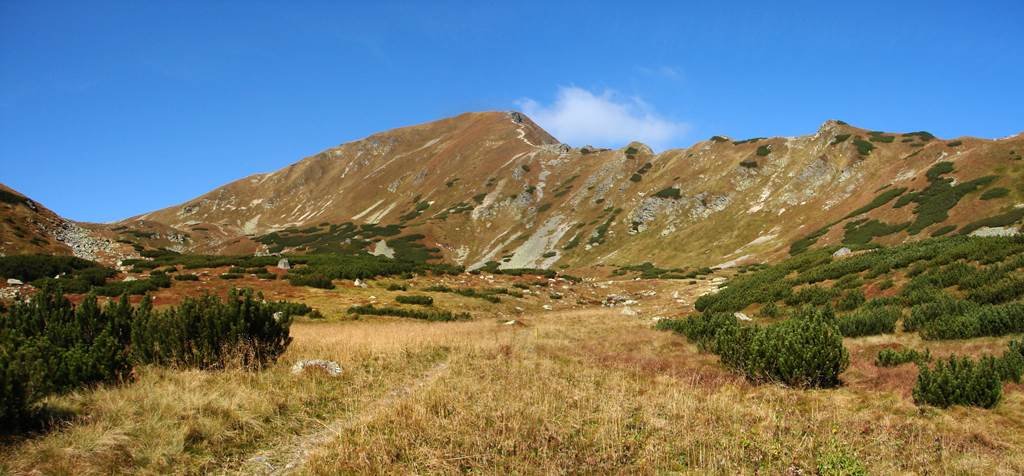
left=1, top=287, right=295, bottom=424
left=837, top=306, right=900, bottom=337
left=661, top=308, right=849, bottom=388
left=0, top=289, right=133, bottom=423
left=346, top=304, right=468, bottom=321
left=395, top=295, right=433, bottom=306
left=913, top=355, right=1003, bottom=408
left=876, top=347, right=931, bottom=367
left=130, top=288, right=293, bottom=369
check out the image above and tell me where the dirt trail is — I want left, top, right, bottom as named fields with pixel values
left=237, top=358, right=452, bottom=475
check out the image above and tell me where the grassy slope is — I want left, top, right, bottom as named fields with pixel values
left=3, top=304, right=1023, bottom=474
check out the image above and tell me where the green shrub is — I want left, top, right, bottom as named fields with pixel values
left=930, top=225, right=957, bottom=237
left=1, top=287, right=293, bottom=424
left=727, top=307, right=849, bottom=387
left=852, top=137, right=875, bottom=156
left=652, top=187, right=681, bottom=199
left=921, top=302, right=1024, bottom=340
left=837, top=306, right=899, bottom=337
left=842, top=219, right=909, bottom=245
left=830, top=134, right=851, bottom=145
left=789, top=226, right=831, bottom=255
left=220, top=273, right=243, bottom=280
left=905, top=297, right=978, bottom=332
left=899, top=163, right=997, bottom=235
left=0, top=254, right=110, bottom=282
left=173, top=273, right=199, bottom=281
left=876, top=347, right=931, bottom=367
left=0, top=289, right=133, bottom=423
left=980, top=187, right=1010, bottom=200
left=835, top=288, right=866, bottom=311
left=913, top=355, right=1002, bottom=408
left=664, top=308, right=849, bottom=388
left=756, top=145, right=771, bottom=156
left=845, top=187, right=907, bottom=218
left=395, top=295, right=433, bottom=306
left=346, top=304, right=468, bottom=322
left=784, top=285, right=838, bottom=307
left=966, top=276, right=1024, bottom=304
left=959, top=208, right=1024, bottom=236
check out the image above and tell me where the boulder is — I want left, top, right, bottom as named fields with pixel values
left=277, top=258, right=291, bottom=270
left=290, top=359, right=342, bottom=377
left=832, top=247, right=852, bottom=258
left=6, top=278, right=23, bottom=286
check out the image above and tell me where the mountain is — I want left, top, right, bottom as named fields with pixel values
left=8, top=112, right=1024, bottom=271
left=0, top=183, right=142, bottom=262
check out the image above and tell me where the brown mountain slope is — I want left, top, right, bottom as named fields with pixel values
left=117, top=112, right=1024, bottom=270
left=0, top=183, right=73, bottom=256
left=0, top=184, right=143, bottom=262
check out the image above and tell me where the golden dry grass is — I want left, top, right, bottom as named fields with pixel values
left=3, top=282, right=1024, bottom=474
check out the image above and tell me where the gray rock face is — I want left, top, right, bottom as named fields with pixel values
left=369, top=239, right=395, bottom=259
left=51, top=221, right=116, bottom=261
left=969, top=226, right=1019, bottom=237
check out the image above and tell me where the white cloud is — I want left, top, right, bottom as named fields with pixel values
left=516, top=86, right=689, bottom=150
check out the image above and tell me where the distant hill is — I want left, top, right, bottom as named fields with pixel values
left=6, top=112, right=1023, bottom=271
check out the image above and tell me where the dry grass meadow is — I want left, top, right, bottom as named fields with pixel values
left=3, top=278, right=1024, bottom=474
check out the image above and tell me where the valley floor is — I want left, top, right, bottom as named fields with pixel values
left=3, top=281, right=1024, bottom=474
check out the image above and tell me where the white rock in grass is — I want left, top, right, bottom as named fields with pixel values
left=969, top=226, right=1019, bottom=237
left=832, top=247, right=852, bottom=258
left=291, top=359, right=342, bottom=377
left=734, top=312, right=752, bottom=321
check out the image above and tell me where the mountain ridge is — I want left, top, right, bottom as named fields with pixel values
left=4, top=112, right=1022, bottom=272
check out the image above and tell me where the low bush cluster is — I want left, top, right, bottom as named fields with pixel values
left=875, top=347, right=931, bottom=367
left=395, top=295, right=433, bottom=306
left=913, top=340, right=1024, bottom=408
left=913, top=355, right=1003, bottom=408
left=659, top=307, right=849, bottom=388
left=836, top=306, right=900, bottom=337
left=346, top=304, right=469, bottom=322
left=920, top=302, right=1024, bottom=340
left=1, top=287, right=294, bottom=424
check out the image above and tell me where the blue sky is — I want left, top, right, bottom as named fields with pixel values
left=2, top=1, right=1021, bottom=222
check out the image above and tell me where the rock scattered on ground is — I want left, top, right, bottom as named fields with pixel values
left=290, top=360, right=342, bottom=377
